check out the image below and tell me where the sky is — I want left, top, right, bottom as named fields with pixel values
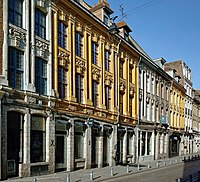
left=85, top=0, right=200, bottom=90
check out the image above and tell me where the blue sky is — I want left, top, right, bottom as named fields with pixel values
left=86, top=0, right=200, bottom=90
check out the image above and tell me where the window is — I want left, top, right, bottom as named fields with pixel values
left=35, top=57, right=47, bottom=95
left=129, top=68, right=132, bottom=83
left=119, top=94, right=123, bottom=115
left=35, top=8, right=46, bottom=39
left=92, top=80, right=98, bottom=107
left=58, top=66, right=67, bottom=99
left=119, top=61, right=123, bottom=78
left=129, top=98, right=132, bottom=117
left=75, top=32, right=83, bottom=57
left=74, top=123, right=84, bottom=159
left=105, top=86, right=111, bottom=110
left=104, top=15, right=109, bottom=26
left=75, top=73, right=84, bottom=103
left=92, top=42, right=98, bottom=65
left=58, top=21, right=67, bottom=49
left=8, top=47, right=24, bottom=90
left=105, top=50, right=110, bottom=71
left=8, top=0, right=23, bottom=27
left=31, top=115, right=46, bottom=162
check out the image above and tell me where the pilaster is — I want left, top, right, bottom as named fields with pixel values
left=67, top=120, right=74, bottom=171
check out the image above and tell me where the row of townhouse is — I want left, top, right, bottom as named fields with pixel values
left=0, top=0, right=199, bottom=180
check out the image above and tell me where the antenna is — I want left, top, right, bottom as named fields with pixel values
left=119, top=4, right=127, bottom=21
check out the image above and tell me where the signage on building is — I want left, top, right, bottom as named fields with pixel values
left=160, top=115, right=166, bottom=124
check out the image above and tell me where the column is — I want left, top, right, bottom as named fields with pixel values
left=21, top=111, right=31, bottom=177
left=152, top=130, right=155, bottom=158
left=84, top=125, right=91, bottom=169
left=131, top=133, right=136, bottom=163
left=67, top=120, right=74, bottom=171
left=160, top=133, right=164, bottom=155
left=123, top=127, right=127, bottom=164
left=2, top=0, right=8, bottom=83
left=98, top=126, right=103, bottom=168
left=110, top=125, right=117, bottom=166
left=31, top=0, right=35, bottom=88
left=164, top=133, right=169, bottom=157
left=155, top=132, right=160, bottom=160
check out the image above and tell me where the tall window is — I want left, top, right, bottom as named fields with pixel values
left=119, top=61, right=123, bottom=78
left=58, top=21, right=67, bottom=49
left=105, top=50, right=110, bottom=71
left=119, top=94, right=123, bottom=115
left=92, top=80, right=98, bottom=107
left=31, top=115, right=46, bottom=162
left=58, top=66, right=67, bottom=99
left=129, top=68, right=132, bottom=83
left=35, top=57, right=47, bottom=95
left=75, top=32, right=83, bottom=57
left=35, top=8, right=46, bottom=39
left=92, top=42, right=98, bottom=65
left=129, top=98, right=132, bottom=117
left=75, top=73, right=84, bottom=103
left=8, top=47, right=24, bottom=90
left=8, top=0, right=23, bottom=27
left=105, top=86, right=111, bottom=110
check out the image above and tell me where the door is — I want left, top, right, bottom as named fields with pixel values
left=91, top=129, right=99, bottom=167
left=55, top=135, right=66, bottom=172
left=7, top=111, right=23, bottom=177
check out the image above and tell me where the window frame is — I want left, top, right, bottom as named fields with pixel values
left=58, top=21, right=67, bottom=49
left=35, top=57, right=47, bottom=95
left=35, top=8, right=46, bottom=39
left=8, top=0, right=23, bottom=27
left=92, top=42, right=98, bottom=65
left=75, top=73, right=84, bottom=103
left=8, top=47, right=24, bottom=90
left=58, top=66, right=68, bottom=99
left=75, top=32, right=83, bottom=57
left=104, top=50, right=110, bottom=72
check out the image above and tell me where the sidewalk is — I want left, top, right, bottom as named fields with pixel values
left=4, top=154, right=199, bottom=182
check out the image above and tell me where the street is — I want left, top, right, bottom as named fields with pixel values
left=104, top=160, right=200, bottom=182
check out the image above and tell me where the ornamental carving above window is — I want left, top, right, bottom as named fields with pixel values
left=104, top=72, right=113, bottom=86
left=129, top=83, right=135, bottom=97
left=119, top=78, right=126, bottom=93
left=58, top=49, right=69, bottom=69
left=92, top=66, right=101, bottom=82
left=35, top=37, right=49, bottom=59
left=8, top=25, right=26, bottom=49
left=75, top=58, right=85, bottom=75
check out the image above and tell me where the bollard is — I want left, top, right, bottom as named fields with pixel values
left=111, top=167, right=114, bottom=176
left=66, top=173, right=70, bottom=182
left=170, top=160, right=172, bottom=165
left=176, top=178, right=181, bottom=182
left=164, top=161, right=166, bottom=165
left=90, top=170, right=93, bottom=181
left=127, top=164, right=129, bottom=173
left=137, top=163, right=140, bottom=171
left=198, top=171, right=200, bottom=181
left=175, top=159, right=178, bottom=163
left=157, top=161, right=159, bottom=167
left=148, top=163, right=150, bottom=168
left=32, top=179, right=37, bottom=182
left=184, top=156, right=186, bottom=161
left=189, top=174, right=192, bottom=182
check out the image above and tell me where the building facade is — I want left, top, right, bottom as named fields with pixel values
left=0, top=0, right=199, bottom=180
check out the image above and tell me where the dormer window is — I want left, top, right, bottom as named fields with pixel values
left=104, top=15, right=109, bottom=26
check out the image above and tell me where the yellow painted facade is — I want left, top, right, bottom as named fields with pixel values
left=52, top=0, right=139, bottom=126
left=170, top=81, right=185, bottom=131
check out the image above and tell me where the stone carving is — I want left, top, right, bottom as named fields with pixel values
left=92, top=66, right=101, bottom=82
left=35, top=37, right=49, bottom=59
left=105, top=72, right=113, bottom=86
left=75, top=58, right=86, bottom=75
left=58, top=49, right=69, bottom=69
left=129, top=83, right=135, bottom=97
left=119, top=78, right=126, bottom=93
left=8, top=25, right=26, bottom=49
